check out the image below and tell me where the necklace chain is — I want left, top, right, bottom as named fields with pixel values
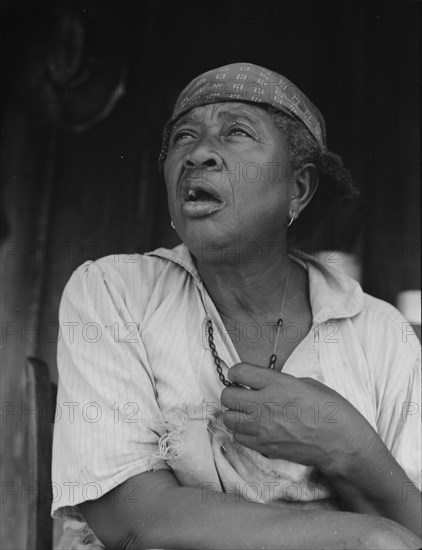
left=207, top=262, right=292, bottom=387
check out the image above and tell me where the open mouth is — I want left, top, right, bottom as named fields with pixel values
left=181, top=178, right=223, bottom=203
left=185, top=189, right=221, bottom=203
left=181, top=179, right=224, bottom=217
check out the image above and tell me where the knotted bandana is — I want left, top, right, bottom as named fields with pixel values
left=158, top=61, right=326, bottom=169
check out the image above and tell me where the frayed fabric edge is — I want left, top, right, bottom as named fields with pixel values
left=147, top=405, right=196, bottom=470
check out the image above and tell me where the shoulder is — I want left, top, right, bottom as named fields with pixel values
left=361, top=292, right=408, bottom=326
left=66, top=246, right=188, bottom=294
left=60, top=246, right=193, bottom=322
left=352, top=292, right=421, bottom=363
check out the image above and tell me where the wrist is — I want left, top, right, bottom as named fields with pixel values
left=321, top=429, right=384, bottom=481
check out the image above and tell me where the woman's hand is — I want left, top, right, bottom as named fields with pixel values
left=220, top=362, right=377, bottom=473
left=221, top=362, right=422, bottom=538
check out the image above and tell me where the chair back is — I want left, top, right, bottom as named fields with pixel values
left=25, top=357, right=57, bottom=550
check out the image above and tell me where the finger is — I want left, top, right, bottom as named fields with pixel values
left=221, top=385, right=256, bottom=411
left=228, top=362, right=290, bottom=390
left=232, top=432, right=261, bottom=453
left=299, top=376, right=325, bottom=386
left=222, top=410, right=259, bottom=434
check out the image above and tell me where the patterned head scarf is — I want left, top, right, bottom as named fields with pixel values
left=158, top=62, right=326, bottom=170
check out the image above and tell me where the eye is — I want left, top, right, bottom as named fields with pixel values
left=172, top=130, right=196, bottom=144
left=227, top=126, right=253, bottom=138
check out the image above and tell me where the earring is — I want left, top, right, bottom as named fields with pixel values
left=171, top=220, right=176, bottom=229
left=287, top=211, right=295, bottom=227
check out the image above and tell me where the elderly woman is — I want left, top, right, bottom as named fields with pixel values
left=52, top=63, right=421, bottom=549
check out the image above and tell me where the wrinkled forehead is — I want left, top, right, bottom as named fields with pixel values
left=170, top=101, right=273, bottom=132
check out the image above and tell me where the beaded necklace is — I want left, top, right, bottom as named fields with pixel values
left=207, top=262, right=292, bottom=387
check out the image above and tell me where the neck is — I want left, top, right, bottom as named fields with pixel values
left=195, top=244, right=304, bottom=322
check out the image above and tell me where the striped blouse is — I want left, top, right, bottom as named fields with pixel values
left=51, top=244, right=421, bottom=522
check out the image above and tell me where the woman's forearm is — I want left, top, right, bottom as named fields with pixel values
left=323, top=435, right=421, bottom=538
left=135, top=485, right=420, bottom=549
left=81, top=471, right=421, bottom=550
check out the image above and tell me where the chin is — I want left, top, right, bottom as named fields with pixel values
left=185, top=233, right=248, bottom=267
left=181, top=231, right=220, bottom=264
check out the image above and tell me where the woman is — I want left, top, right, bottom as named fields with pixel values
left=52, top=63, right=421, bottom=549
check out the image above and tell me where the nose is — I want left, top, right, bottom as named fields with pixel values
left=183, top=136, right=223, bottom=172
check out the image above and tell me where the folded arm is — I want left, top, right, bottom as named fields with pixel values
left=79, top=469, right=421, bottom=550
left=322, top=433, right=422, bottom=539
left=221, top=364, right=422, bottom=539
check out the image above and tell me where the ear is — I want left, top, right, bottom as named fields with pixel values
left=289, top=163, right=319, bottom=219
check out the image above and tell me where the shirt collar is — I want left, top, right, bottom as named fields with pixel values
left=145, top=243, right=202, bottom=283
left=288, top=249, right=364, bottom=322
left=145, top=243, right=364, bottom=323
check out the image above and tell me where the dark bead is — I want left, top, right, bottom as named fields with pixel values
left=208, top=313, right=281, bottom=386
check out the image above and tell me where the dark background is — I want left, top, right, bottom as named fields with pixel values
left=1, top=0, right=420, bottom=547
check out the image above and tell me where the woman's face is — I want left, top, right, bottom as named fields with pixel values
left=163, top=101, right=294, bottom=262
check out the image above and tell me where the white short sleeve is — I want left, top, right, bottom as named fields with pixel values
left=51, top=259, right=168, bottom=520
left=375, top=332, right=421, bottom=488
left=361, top=301, right=422, bottom=488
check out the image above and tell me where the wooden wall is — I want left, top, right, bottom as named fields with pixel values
left=0, top=1, right=420, bottom=548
